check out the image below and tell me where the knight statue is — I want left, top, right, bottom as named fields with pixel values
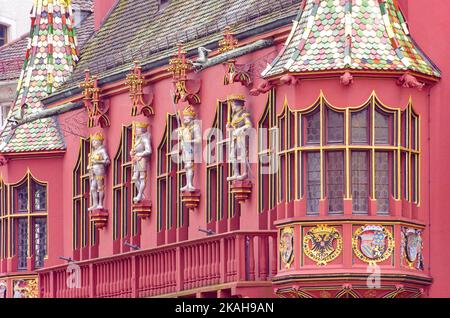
left=176, top=105, right=202, bottom=192
left=87, top=132, right=110, bottom=211
left=131, top=121, right=152, bottom=203
left=227, top=94, right=252, bottom=181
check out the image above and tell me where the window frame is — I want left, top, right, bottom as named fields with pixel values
left=272, top=92, right=420, bottom=216
left=4, top=172, right=48, bottom=271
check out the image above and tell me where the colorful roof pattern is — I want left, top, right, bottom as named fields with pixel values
left=0, top=0, right=79, bottom=153
left=0, top=0, right=93, bottom=81
left=54, top=0, right=302, bottom=93
left=262, top=0, right=440, bottom=78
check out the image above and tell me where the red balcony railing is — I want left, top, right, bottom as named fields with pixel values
left=38, top=230, right=277, bottom=298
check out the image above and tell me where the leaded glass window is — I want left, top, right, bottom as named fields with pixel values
left=375, top=152, right=389, bottom=214
left=305, top=111, right=320, bottom=144
left=17, top=184, right=28, bottom=212
left=34, top=217, right=47, bottom=268
left=351, top=109, right=368, bottom=144
left=327, top=110, right=344, bottom=143
left=352, top=151, right=369, bottom=214
left=17, top=218, right=28, bottom=270
left=375, top=109, right=390, bottom=145
left=265, top=93, right=419, bottom=219
left=327, top=151, right=344, bottom=214
left=306, top=152, right=321, bottom=214
left=33, top=183, right=46, bottom=211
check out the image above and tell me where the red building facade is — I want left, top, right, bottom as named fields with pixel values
left=0, top=0, right=449, bottom=298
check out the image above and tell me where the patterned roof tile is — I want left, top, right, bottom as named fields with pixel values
left=0, top=0, right=79, bottom=153
left=262, top=0, right=440, bottom=78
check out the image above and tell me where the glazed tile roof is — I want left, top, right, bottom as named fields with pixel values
left=0, top=0, right=94, bottom=82
left=55, top=0, right=302, bottom=92
left=262, top=0, right=440, bottom=78
left=0, top=0, right=79, bottom=153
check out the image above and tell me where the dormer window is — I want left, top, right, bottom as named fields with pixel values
left=0, top=24, right=7, bottom=46
left=159, top=0, right=169, bottom=11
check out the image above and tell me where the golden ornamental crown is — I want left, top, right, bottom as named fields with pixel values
left=183, top=105, right=197, bottom=118
left=133, top=121, right=149, bottom=129
left=90, top=132, right=104, bottom=141
left=228, top=94, right=246, bottom=102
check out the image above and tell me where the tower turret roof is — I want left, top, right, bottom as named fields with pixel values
left=0, top=0, right=79, bottom=153
left=262, top=0, right=440, bottom=79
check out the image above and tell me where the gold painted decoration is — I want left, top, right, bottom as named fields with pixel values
left=12, top=279, right=38, bottom=298
left=401, top=227, right=424, bottom=270
left=279, top=227, right=294, bottom=269
left=219, top=27, right=252, bottom=87
left=352, top=225, right=395, bottom=265
left=303, top=225, right=343, bottom=265
left=125, top=62, right=154, bottom=117
left=79, top=70, right=110, bottom=128
left=168, top=43, right=201, bottom=105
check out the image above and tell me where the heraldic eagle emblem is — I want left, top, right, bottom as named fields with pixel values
left=303, top=225, right=343, bottom=265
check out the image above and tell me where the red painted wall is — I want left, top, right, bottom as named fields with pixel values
left=2, top=0, right=450, bottom=297
left=405, top=0, right=450, bottom=297
left=93, top=0, right=117, bottom=30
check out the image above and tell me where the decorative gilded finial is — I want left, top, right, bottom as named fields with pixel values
left=90, top=132, right=104, bottom=141
left=219, top=26, right=238, bottom=54
left=133, top=121, right=149, bottom=129
left=61, top=0, right=72, bottom=7
left=168, top=43, right=191, bottom=80
left=183, top=105, right=197, bottom=118
left=227, top=94, right=246, bottom=102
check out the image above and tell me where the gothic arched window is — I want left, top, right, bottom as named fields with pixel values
left=206, top=100, right=237, bottom=232
left=112, top=125, right=141, bottom=251
left=156, top=114, right=187, bottom=244
left=72, top=137, right=97, bottom=256
left=8, top=173, right=48, bottom=270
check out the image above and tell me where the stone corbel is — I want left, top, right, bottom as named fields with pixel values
left=90, top=209, right=109, bottom=229
left=250, top=79, right=274, bottom=96
left=169, top=43, right=201, bottom=106
left=397, top=72, right=425, bottom=90
left=230, top=180, right=253, bottom=203
left=133, top=200, right=152, bottom=219
left=79, top=70, right=110, bottom=128
left=340, top=72, right=354, bottom=86
left=125, top=61, right=155, bottom=117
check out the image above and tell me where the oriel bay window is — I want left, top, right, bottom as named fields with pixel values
left=8, top=173, right=48, bottom=271
left=73, top=137, right=97, bottom=255
left=273, top=93, right=420, bottom=216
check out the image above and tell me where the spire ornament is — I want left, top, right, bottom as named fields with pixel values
left=168, top=43, right=201, bottom=105
left=125, top=61, right=155, bottom=117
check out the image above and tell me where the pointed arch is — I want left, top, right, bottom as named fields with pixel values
left=72, top=137, right=97, bottom=255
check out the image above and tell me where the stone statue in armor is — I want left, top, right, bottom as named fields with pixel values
left=88, top=132, right=110, bottom=211
left=176, top=105, right=202, bottom=192
left=227, top=94, right=252, bottom=181
left=131, top=121, right=152, bottom=203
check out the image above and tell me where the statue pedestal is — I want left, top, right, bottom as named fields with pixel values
left=230, top=180, right=253, bottom=203
left=90, top=208, right=109, bottom=229
left=181, top=190, right=201, bottom=209
left=132, top=200, right=152, bottom=219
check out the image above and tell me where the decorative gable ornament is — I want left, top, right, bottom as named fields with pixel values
left=168, top=43, right=201, bottom=106
left=125, top=62, right=155, bottom=117
left=79, top=70, right=110, bottom=128
left=219, top=26, right=252, bottom=87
